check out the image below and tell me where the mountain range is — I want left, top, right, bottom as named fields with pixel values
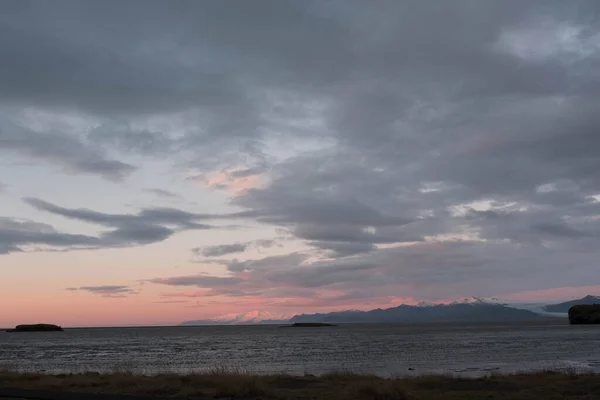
left=542, top=295, right=600, bottom=313
left=180, top=295, right=599, bottom=326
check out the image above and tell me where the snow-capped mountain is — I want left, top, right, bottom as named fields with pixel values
left=181, top=311, right=291, bottom=326
left=449, top=297, right=503, bottom=305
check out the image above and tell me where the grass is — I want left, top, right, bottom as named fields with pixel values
left=0, top=368, right=599, bottom=400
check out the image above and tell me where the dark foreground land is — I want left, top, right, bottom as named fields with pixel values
left=1, top=370, right=599, bottom=400
left=569, top=304, right=600, bottom=324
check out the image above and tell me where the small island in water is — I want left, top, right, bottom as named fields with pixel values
left=6, top=324, right=64, bottom=332
left=568, top=304, right=600, bottom=324
left=282, top=322, right=337, bottom=328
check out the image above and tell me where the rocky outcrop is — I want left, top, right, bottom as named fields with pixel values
left=568, top=305, right=600, bottom=324
left=6, top=324, right=63, bottom=332
left=289, top=322, right=336, bottom=327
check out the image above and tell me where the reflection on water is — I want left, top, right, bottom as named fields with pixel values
left=1, top=320, right=599, bottom=377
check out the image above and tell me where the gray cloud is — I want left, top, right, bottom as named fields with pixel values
left=294, top=223, right=423, bottom=257
left=23, top=197, right=222, bottom=230
left=0, top=5, right=243, bottom=116
left=0, top=197, right=244, bottom=254
left=144, top=188, right=179, bottom=198
left=197, top=243, right=247, bottom=257
left=225, top=253, right=308, bottom=274
left=72, top=285, right=133, bottom=293
left=0, top=121, right=135, bottom=180
left=88, top=123, right=176, bottom=156
left=150, top=253, right=312, bottom=298
left=153, top=300, right=190, bottom=304
left=309, top=241, right=377, bottom=258
left=0, top=216, right=100, bottom=254
left=149, top=275, right=243, bottom=287
left=229, top=166, right=268, bottom=178
left=193, top=239, right=278, bottom=258
left=67, top=285, right=137, bottom=297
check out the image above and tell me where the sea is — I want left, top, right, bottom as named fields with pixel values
left=1, top=320, right=599, bottom=377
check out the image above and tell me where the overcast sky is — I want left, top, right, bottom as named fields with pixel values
left=1, top=0, right=600, bottom=327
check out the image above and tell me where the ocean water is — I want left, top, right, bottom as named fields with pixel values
left=1, top=320, right=599, bottom=377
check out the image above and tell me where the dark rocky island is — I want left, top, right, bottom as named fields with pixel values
left=568, top=305, right=600, bottom=324
left=283, top=322, right=337, bottom=328
left=6, top=324, right=64, bottom=332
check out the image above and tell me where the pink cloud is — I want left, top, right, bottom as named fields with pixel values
left=189, top=168, right=263, bottom=194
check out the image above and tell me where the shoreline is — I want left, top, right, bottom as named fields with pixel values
left=0, top=316, right=568, bottom=330
left=1, top=369, right=598, bottom=400
left=3, top=359, right=597, bottom=379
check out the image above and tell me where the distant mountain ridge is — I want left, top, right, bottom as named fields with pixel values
left=289, top=302, right=541, bottom=324
left=543, top=295, right=600, bottom=313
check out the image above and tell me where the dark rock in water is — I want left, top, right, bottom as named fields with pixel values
left=568, top=305, right=600, bottom=324
left=6, top=324, right=63, bottom=332
left=284, top=322, right=337, bottom=328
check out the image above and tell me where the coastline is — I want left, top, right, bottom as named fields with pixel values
left=1, top=369, right=598, bottom=400
left=0, top=316, right=569, bottom=331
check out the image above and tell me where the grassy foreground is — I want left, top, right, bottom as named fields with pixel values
left=1, top=369, right=599, bottom=400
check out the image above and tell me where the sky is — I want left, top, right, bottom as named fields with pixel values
left=1, top=1, right=600, bottom=327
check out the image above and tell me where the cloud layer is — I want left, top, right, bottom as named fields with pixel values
left=2, top=1, right=600, bottom=311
